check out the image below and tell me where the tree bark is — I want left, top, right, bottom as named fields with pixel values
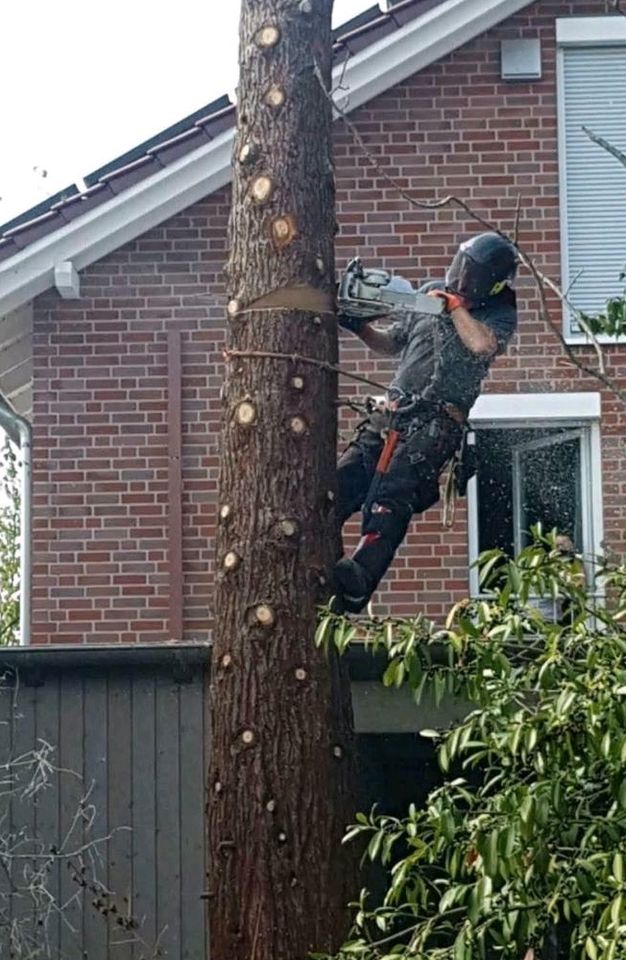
left=207, top=2, right=355, bottom=959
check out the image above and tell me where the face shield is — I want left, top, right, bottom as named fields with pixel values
left=445, top=235, right=518, bottom=303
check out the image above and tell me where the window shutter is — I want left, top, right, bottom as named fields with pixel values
left=561, top=46, right=626, bottom=332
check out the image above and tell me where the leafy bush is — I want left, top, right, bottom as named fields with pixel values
left=317, top=531, right=626, bottom=960
left=0, top=438, right=20, bottom=645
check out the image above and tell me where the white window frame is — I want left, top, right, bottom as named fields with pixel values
left=466, top=392, right=603, bottom=597
left=557, top=17, right=626, bottom=344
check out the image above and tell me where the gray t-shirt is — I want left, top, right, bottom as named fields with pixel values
left=387, top=286, right=517, bottom=414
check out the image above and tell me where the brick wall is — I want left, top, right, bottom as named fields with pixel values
left=31, top=0, right=626, bottom=643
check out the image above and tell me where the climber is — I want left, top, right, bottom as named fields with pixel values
left=334, top=232, right=519, bottom=613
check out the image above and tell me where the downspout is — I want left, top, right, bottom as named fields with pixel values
left=0, top=403, right=32, bottom=645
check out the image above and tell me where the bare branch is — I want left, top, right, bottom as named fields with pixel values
left=513, top=192, right=522, bottom=245
left=583, top=125, right=626, bottom=169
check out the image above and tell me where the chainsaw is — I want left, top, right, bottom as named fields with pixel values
left=336, top=257, right=445, bottom=323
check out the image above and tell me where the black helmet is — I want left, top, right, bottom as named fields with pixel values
left=446, top=233, right=518, bottom=303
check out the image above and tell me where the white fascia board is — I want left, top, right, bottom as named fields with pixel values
left=0, top=0, right=533, bottom=316
left=470, top=391, right=601, bottom=422
left=0, top=130, right=233, bottom=316
left=556, top=16, right=626, bottom=46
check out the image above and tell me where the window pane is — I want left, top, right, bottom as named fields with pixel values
left=561, top=46, right=626, bottom=324
left=476, top=427, right=583, bottom=557
left=516, top=437, right=581, bottom=550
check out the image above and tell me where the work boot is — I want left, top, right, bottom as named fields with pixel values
left=333, top=557, right=371, bottom=614
left=333, top=531, right=397, bottom=614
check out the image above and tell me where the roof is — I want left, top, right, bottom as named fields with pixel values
left=0, top=0, right=533, bottom=319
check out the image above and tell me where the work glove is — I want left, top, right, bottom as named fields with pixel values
left=427, top=289, right=469, bottom=313
left=337, top=312, right=370, bottom=334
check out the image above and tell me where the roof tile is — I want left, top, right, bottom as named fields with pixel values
left=3, top=210, right=62, bottom=248
left=54, top=183, right=117, bottom=223
left=338, top=14, right=397, bottom=54
left=195, top=104, right=236, bottom=138
left=147, top=126, right=212, bottom=166
left=0, top=239, right=18, bottom=263
left=102, top=154, right=164, bottom=194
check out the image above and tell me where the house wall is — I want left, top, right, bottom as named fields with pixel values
left=31, top=0, right=626, bottom=644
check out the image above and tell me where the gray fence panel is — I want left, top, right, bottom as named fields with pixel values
left=179, top=676, right=207, bottom=960
left=34, top=674, right=61, bottom=953
left=58, top=672, right=85, bottom=959
left=0, top=650, right=209, bottom=960
left=107, top=675, right=133, bottom=960
left=155, top=675, right=182, bottom=958
left=83, top=674, right=110, bottom=960
left=131, top=672, right=158, bottom=956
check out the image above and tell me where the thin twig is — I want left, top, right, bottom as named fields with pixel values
left=518, top=252, right=626, bottom=402
left=513, top=192, right=522, bottom=245
left=584, top=126, right=626, bottom=168
left=223, top=348, right=389, bottom=393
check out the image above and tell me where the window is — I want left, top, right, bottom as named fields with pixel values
left=557, top=18, right=626, bottom=339
left=467, top=393, right=603, bottom=596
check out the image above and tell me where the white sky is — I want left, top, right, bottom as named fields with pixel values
left=0, top=0, right=372, bottom=224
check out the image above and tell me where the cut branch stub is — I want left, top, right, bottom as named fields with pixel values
left=219, top=504, right=232, bottom=522
left=265, top=84, right=286, bottom=109
left=255, top=604, right=275, bottom=628
left=291, top=375, right=305, bottom=391
left=235, top=400, right=257, bottom=426
left=223, top=551, right=241, bottom=572
left=270, top=214, right=298, bottom=250
left=239, top=141, right=259, bottom=165
left=250, top=175, right=273, bottom=205
left=254, top=24, right=281, bottom=48
left=279, top=518, right=299, bottom=538
left=227, top=299, right=241, bottom=318
left=289, top=415, right=307, bottom=435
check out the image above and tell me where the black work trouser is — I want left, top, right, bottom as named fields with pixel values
left=336, top=408, right=463, bottom=586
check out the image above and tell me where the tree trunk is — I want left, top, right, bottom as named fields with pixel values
left=207, top=2, right=355, bottom=959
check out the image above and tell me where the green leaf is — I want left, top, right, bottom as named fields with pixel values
left=420, top=729, right=440, bottom=739
left=610, top=893, right=622, bottom=926
left=453, top=931, right=468, bottom=960
left=315, top=615, right=333, bottom=650
left=586, top=935, right=598, bottom=960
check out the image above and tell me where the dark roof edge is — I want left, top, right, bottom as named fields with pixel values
left=0, top=640, right=443, bottom=681
left=0, top=641, right=211, bottom=674
left=0, top=184, right=79, bottom=236
left=83, top=94, right=233, bottom=187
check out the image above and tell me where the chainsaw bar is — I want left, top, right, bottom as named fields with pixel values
left=337, top=257, right=445, bottom=321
